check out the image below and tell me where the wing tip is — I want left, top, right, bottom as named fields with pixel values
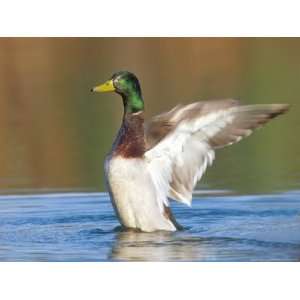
left=268, top=103, right=290, bottom=118
left=169, top=188, right=192, bottom=206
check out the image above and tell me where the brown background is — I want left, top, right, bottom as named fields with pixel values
left=0, top=38, right=298, bottom=194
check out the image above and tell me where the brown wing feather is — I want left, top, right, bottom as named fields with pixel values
left=145, top=99, right=239, bottom=150
left=209, top=104, right=290, bottom=148
left=145, top=100, right=289, bottom=150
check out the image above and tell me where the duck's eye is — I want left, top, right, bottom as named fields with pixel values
left=117, top=79, right=126, bottom=88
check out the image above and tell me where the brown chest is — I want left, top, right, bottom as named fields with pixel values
left=113, top=113, right=146, bottom=158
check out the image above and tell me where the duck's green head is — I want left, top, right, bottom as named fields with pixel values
left=92, top=71, right=144, bottom=113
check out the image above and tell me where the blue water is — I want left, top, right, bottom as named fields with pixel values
left=0, top=191, right=300, bottom=261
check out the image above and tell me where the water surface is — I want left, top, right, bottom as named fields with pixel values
left=0, top=191, right=299, bottom=261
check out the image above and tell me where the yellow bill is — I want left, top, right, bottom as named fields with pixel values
left=92, top=79, right=115, bottom=93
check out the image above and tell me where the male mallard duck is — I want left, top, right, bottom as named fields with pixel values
left=92, top=71, right=289, bottom=232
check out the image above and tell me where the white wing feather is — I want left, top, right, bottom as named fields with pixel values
left=145, top=102, right=288, bottom=209
left=145, top=108, right=234, bottom=209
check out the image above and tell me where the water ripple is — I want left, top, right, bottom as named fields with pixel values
left=0, top=191, right=299, bottom=261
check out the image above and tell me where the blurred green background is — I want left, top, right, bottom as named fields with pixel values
left=0, top=38, right=299, bottom=194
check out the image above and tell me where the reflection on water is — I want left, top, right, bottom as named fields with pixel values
left=110, top=230, right=210, bottom=261
left=0, top=192, right=299, bottom=261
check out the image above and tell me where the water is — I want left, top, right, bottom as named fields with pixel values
left=0, top=191, right=299, bottom=261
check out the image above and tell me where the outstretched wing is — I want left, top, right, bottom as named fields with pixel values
left=144, top=100, right=289, bottom=207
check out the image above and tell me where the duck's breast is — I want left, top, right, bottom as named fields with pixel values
left=104, top=155, right=176, bottom=232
